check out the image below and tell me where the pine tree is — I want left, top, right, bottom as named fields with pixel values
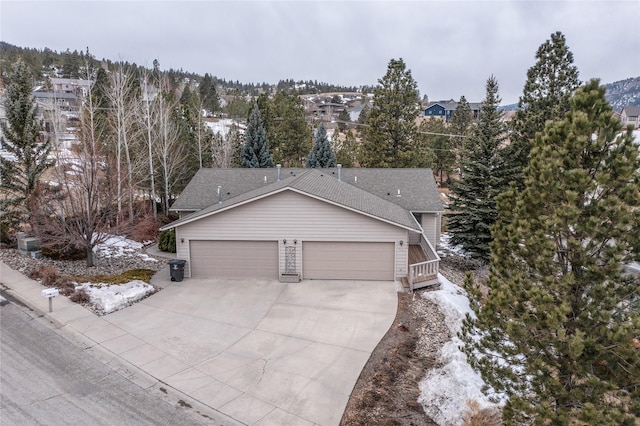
left=357, top=103, right=370, bottom=125
left=337, top=109, right=351, bottom=131
left=0, top=59, right=52, bottom=231
left=336, top=129, right=358, bottom=167
left=447, top=76, right=509, bottom=261
left=507, top=31, right=580, bottom=186
left=416, top=118, right=454, bottom=182
left=450, top=95, right=474, bottom=137
left=461, top=80, right=640, bottom=424
left=360, top=58, right=420, bottom=168
left=198, top=73, right=220, bottom=115
left=264, top=92, right=311, bottom=167
left=306, top=123, right=336, bottom=168
left=241, top=104, right=274, bottom=168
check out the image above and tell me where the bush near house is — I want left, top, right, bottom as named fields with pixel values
left=158, top=229, right=176, bottom=253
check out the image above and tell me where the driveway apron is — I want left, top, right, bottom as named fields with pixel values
left=96, top=278, right=398, bottom=425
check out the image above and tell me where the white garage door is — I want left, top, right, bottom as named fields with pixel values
left=302, top=242, right=395, bottom=281
left=189, top=240, right=278, bottom=279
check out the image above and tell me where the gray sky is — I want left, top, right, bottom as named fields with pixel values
left=2, top=1, right=639, bottom=104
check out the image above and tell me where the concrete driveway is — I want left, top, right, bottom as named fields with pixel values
left=71, top=278, right=398, bottom=425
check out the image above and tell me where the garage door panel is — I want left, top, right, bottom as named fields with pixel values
left=190, top=240, right=278, bottom=279
left=303, top=242, right=394, bottom=281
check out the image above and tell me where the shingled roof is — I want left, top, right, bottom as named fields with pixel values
left=170, top=167, right=443, bottom=213
left=161, top=168, right=439, bottom=231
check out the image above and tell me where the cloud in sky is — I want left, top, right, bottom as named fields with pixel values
left=2, top=1, right=639, bottom=104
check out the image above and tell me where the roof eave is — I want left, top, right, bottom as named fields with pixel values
left=160, top=186, right=422, bottom=233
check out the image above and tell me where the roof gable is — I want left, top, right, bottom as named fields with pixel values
left=170, top=167, right=443, bottom=213
left=162, top=169, right=423, bottom=232
left=622, top=106, right=640, bottom=117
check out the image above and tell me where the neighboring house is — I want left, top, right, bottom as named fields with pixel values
left=423, top=99, right=482, bottom=122
left=32, top=92, right=81, bottom=148
left=620, top=106, right=640, bottom=129
left=161, top=166, right=443, bottom=290
left=49, top=77, right=93, bottom=98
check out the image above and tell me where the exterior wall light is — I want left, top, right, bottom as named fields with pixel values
left=180, top=238, right=184, bottom=243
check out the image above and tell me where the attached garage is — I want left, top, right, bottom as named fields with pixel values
left=302, top=242, right=395, bottom=281
left=189, top=240, right=278, bottom=279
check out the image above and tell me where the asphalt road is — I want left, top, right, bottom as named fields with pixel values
left=0, top=293, right=212, bottom=426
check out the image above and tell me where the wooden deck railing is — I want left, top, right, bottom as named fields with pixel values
left=408, top=234, right=440, bottom=292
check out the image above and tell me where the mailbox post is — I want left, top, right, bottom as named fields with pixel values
left=41, top=288, right=59, bottom=312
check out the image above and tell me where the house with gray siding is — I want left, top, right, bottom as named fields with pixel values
left=620, top=105, right=640, bottom=129
left=162, top=166, right=443, bottom=290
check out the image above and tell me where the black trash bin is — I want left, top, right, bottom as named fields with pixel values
left=168, top=259, right=187, bottom=282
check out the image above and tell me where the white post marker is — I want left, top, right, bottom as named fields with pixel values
left=41, top=288, right=60, bottom=313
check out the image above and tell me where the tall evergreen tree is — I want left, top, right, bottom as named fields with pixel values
left=241, top=104, right=274, bottom=168
left=507, top=31, right=580, bottom=186
left=305, top=123, right=336, bottom=168
left=264, top=92, right=311, bottom=167
left=450, top=95, right=474, bottom=137
left=447, top=76, right=509, bottom=261
left=360, top=58, right=420, bottom=168
left=198, top=73, right=220, bottom=114
left=336, top=129, right=358, bottom=167
left=0, top=59, right=52, bottom=231
left=417, top=118, right=454, bottom=182
left=337, top=109, right=351, bottom=131
left=461, top=80, right=640, bottom=424
left=357, top=103, right=370, bottom=125
left=449, top=96, right=475, bottom=176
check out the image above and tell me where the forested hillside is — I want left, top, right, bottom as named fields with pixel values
left=603, top=76, right=640, bottom=110
left=0, top=42, right=366, bottom=96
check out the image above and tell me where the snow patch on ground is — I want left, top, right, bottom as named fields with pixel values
left=418, top=273, right=499, bottom=425
left=93, top=235, right=157, bottom=262
left=77, top=280, right=155, bottom=315
left=205, top=118, right=241, bottom=138
left=437, top=232, right=471, bottom=258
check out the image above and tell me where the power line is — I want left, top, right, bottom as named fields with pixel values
left=330, top=119, right=467, bottom=138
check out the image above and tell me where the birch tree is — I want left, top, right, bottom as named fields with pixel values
left=140, top=71, right=158, bottom=220
left=40, top=56, right=117, bottom=267
left=152, top=77, right=187, bottom=215
left=106, top=62, right=139, bottom=224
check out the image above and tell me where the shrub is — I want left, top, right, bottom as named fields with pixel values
left=40, top=241, right=86, bottom=261
left=29, top=265, right=61, bottom=286
left=0, top=222, right=16, bottom=246
left=28, top=268, right=42, bottom=280
left=54, top=276, right=73, bottom=291
left=462, top=400, right=502, bottom=426
left=158, top=229, right=176, bottom=253
left=59, top=286, right=74, bottom=296
left=70, top=288, right=90, bottom=304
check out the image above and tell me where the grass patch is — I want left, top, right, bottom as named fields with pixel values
left=71, top=268, right=156, bottom=285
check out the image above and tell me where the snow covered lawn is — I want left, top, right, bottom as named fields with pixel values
left=75, top=234, right=160, bottom=314
left=93, top=234, right=158, bottom=262
left=75, top=280, right=155, bottom=315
